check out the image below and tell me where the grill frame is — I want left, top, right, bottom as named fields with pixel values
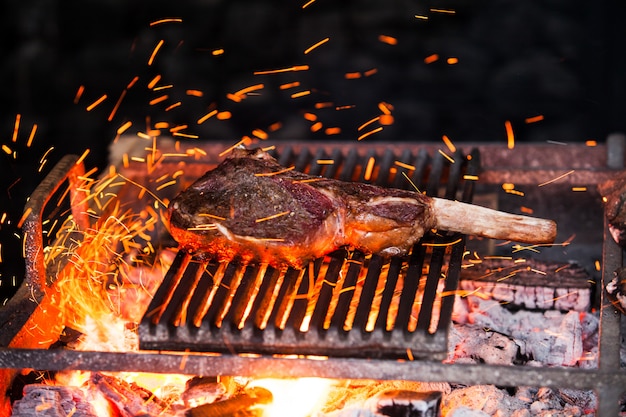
left=0, top=140, right=624, bottom=416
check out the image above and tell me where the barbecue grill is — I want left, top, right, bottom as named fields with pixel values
left=0, top=139, right=625, bottom=416
left=139, top=145, right=478, bottom=359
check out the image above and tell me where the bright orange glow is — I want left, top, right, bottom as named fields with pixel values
left=378, top=102, right=393, bottom=114
left=269, top=122, right=282, bottom=131
left=2, top=144, right=12, bottom=155
left=12, top=114, right=20, bottom=142
left=154, top=122, right=169, bottom=129
left=325, top=127, right=341, bottom=135
left=254, top=65, right=309, bottom=75
left=149, top=18, right=182, bottom=26
left=447, top=57, right=459, bottom=64
left=280, top=81, right=300, bottom=90
left=364, top=68, right=378, bottom=77
left=165, top=102, right=182, bottom=111
left=127, top=76, right=139, bottom=89
left=358, top=116, right=379, bottom=131
left=525, top=115, right=544, bottom=124
left=442, top=135, right=456, bottom=152
left=520, top=206, right=534, bottom=214
left=73, top=85, right=85, bottom=104
left=169, top=124, right=188, bottom=133
left=303, top=112, right=317, bottom=121
left=304, top=37, right=330, bottom=54
left=197, top=109, right=218, bottom=124
left=424, top=54, right=439, bottom=64
left=571, top=186, right=587, bottom=192
left=315, top=102, right=333, bottom=109
left=108, top=90, right=127, bottom=122
left=26, top=124, right=37, bottom=148
left=212, top=48, right=225, bottom=56
left=311, top=122, right=323, bottom=132
left=233, top=83, right=265, bottom=97
left=116, top=121, right=132, bottom=135
left=585, top=140, right=597, bottom=147
left=252, top=129, right=268, bottom=140
left=379, top=114, right=394, bottom=125
left=430, top=8, right=456, bottom=14
left=86, top=95, right=107, bottom=112
left=227, top=93, right=242, bottom=102
left=505, top=120, right=514, bottom=149
left=147, top=75, right=161, bottom=90
left=364, top=156, right=376, bottom=180
left=216, top=111, right=232, bottom=120
left=76, top=149, right=90, bottom=166
left=378, top=35, right=398, bottom=45
left=345, top=72, right=361, bottom=79
left=186, top=89, right=204, bottom=97
left=148, top=39, right=164, bottom=66
left=302, top=0, right=316, bottom=8
left=291, top=90, right=311, bottom=98
left=149, top=95, right=168, bottom=105
left=358, top=126, right=383, bottom=141
left=250, top=378, right=334, bottom=417
left=502, top=183, right=515, bottom=190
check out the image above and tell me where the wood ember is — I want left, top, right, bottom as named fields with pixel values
left=184, top=386, right=272, bottom=417
left=451, top=295, right=589, bottom=366
left=89, top=372, right=171, bottom=417
left=459, top=258, right=593, bottom=312
left=441, top=385, right=595, bottom=417
left=10, top=384, right=97, bottom=417
left=181, top=376, right=238, bottom=408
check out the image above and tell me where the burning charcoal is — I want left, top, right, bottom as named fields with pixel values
left=89, top=372, right=170, bottom=417
left=10, top=384, right=97, bottom=417
left=445, top=407, right=489, bottom=417
left=606, top=267, right=626, bottom=315
left=181, top=376, right=238, bottom=408
left=459, top=258, right=593, bottom=312
left=185, top=386, right=272, bottom=417
left=365, top=389, right=441, bottom=417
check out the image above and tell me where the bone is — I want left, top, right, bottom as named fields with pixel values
left=431, top=198, right=557, bottom=244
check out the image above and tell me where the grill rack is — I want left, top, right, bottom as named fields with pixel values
left=139, top=146, right=480, bottom=359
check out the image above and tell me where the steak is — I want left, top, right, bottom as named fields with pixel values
left=166, top=148, right=556, bottom=269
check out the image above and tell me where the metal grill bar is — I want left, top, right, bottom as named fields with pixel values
left=138, top=145, right=478, bottom=359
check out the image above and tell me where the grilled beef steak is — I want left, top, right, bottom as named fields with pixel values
left=166, top=148, right=556, bottom=268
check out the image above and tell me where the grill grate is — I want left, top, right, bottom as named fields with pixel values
left=139, top=145, right=480, bottom=359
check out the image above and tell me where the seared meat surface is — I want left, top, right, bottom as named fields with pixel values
left=166, top=148, right=556, bottom=268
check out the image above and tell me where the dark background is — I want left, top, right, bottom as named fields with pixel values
left=1, top=0, right=624, bottom=302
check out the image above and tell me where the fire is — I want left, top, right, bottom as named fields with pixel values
left=250, top=378, right=335, bottom=417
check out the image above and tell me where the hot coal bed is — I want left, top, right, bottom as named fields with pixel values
left=0, top=139, right=625, bottom=416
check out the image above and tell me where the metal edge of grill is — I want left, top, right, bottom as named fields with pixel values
left=138, top=145, right=481, bottom=359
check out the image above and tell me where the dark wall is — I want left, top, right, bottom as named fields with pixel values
left=0, top=0, right=623, bottom=301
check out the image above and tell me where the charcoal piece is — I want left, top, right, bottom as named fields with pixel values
left=89, top=372, right=169, bottom=417
left=10, top=384, right=96, bottom=417
left=181, top=376, right=237, bottom=407
left=459, top=258, right=593, bottom=312
left=365, top=389, right=441, bottom=417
